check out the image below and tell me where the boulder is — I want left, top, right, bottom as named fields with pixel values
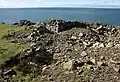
left=63, top=60, right=75, bottom=70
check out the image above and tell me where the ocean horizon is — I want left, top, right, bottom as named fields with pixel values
left=0, top=7, right=120, bottom=25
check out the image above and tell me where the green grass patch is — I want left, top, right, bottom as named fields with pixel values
left=0, top=40, right=28, bottom=61
left=0, top=24, right=28, bottom=61
left=0, top=24, right=25, bottom=37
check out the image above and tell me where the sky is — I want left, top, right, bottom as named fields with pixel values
left=0, top=0, right=120, bottom=8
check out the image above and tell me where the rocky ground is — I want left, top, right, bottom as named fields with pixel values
left=0, top=19, right=120, bottom=82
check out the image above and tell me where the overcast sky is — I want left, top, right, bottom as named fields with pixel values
left=0, top=0, right=120, bottom=8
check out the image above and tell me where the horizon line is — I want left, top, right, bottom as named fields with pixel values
left=0, top=6, right=120, bottom=9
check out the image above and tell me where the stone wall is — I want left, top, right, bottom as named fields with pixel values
left=13, top=19, right=115, bottom=33
left=40, top=20, right=87, bottom=33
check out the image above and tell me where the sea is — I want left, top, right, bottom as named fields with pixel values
left=0, top=8, right=120, bottom=25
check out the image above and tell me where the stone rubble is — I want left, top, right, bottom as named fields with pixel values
left=1, top=19, right=120, bottom=82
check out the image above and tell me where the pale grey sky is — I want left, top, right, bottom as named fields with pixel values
left=0, top=0, right=120, bottom=8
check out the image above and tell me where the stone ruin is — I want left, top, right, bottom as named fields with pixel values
left=41, top=20, right=86, bottom=33
left=13, top=19, right=116, bottom=33
left=31, top=19, right=116, bottom=33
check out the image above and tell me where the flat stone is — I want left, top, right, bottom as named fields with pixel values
left=87, top=58, right=96, bottom=65
left=71, top=36, right=77, bottom=40
left=80, top=51, right=87, bottom=57
left=90, top=58, right=96, bottom=64
left=87, top=65, right=93, bottom=69
left=113, top=66, right=120, bottom=73
left=63, top=60, right=75, bottom=70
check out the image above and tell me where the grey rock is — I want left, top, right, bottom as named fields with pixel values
left=97, top=25, right=103, bottom=30
left=87, top=65, right=93, bottom=69
left=63, top=59, right=75, bottom=70
left=30, top=43, right=36, bottom=47
left=111, top=28, right=116, bottom=32
left=79, top=33, right=84, bottom=37
left=28, top=62, right=38, bottom=66
left=113, top=66, right=120, bottom=73
left=35, top=47, right=41, bottom=51
left=100, top=56, right=105, bottom=60
left=71, top=36, right=77, bottom=40
left=90, top=58, right=96, bottom=64
left=27, top=34, right=32, bottom=39
left=80, top=51, right=87, bottom=57
left=27, top=49, right=33, bottom=54
left=97, top=61, right=103, bottom=66
left=98, top=43, right=105, bottom=48
left=83, top=41, right=88, bottom=46
left=106, top=42, right=114, bottom=48
left=87, top=58, right=96, bottom=65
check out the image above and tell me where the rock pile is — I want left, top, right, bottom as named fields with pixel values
left=21, top=19, right=86, bottom=33
left=13, top=20, right=36, bottom=26
left=2, top=19, right=120, bottom=82
left=0, top=45, right=53, bottom=82
left=12, top=19, right=116, bottom=34
left=41, top=20, right=86, bottom=33
left=80, top=24, right=118, bottom=49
